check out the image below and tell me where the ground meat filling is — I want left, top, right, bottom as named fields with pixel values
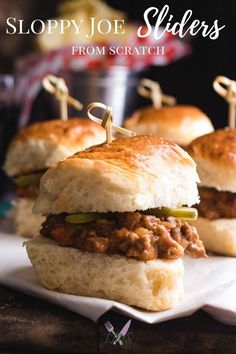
left=198, top=187, right=236, bottom=220
left=41, top=212, right=206, bottom=261
left=14, top=170, right=45, bottom=199
left=16, top=185, right=39, bottom=199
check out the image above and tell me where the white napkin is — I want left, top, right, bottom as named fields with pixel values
left=1, top=230, right=236, bottom=324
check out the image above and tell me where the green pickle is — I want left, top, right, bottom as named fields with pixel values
left=144, top=207, right=198, bottom=220
left=65, top=213, right=105, bottom=224
left=65, top=207, right=197, bottom=225
left=14, top=173, right=43, bottom=187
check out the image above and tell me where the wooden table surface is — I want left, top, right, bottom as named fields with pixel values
left=1, top=285, right=236, bottom=354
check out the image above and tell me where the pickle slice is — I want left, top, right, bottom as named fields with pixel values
left=144, top=207, right=198, bottom=220
left=65, top=207, right=198, bottom=224
left=65, top=213, right=105, bottom=224
left=13, top=172, right=43, bottom=187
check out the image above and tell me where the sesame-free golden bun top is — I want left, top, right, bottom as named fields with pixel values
left=4, top=118, right=106, bottom=177
left=33, top=135, right=200, bottom=215
left=124, top=105, right=214, bottom=146
left=187, top=129, right=236, bottom=192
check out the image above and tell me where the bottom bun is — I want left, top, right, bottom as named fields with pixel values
left=192, top=217, right=236, bottom=256
left=11, top=198, right=45, bottom=238
left=26, top=235, right=184, bottom=311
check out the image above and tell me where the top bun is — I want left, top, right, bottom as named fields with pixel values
left=124, top=105, right=214, bottom=146
left=34, top=135, right=199, bottom=215
left=4, top=119, right=106, bottom=177
left=187, top=129, right=236, bottom=192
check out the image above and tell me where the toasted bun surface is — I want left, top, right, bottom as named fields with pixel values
left=188, top=129, right=236, bottom=192
left=10, top=198, right=45, bottom=237
left=124, top=105, right=214, bottom=146
left=33, top=135, right=199, bottom=215
left=26, top=235, right=184, bottom=311
left=4, top=119, right=106, bottom=177
left=192, top=217, right=236, bottom=256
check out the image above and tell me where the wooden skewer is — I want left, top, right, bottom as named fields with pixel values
left=87, top=102, right=136, bottom=143
left=213, top=75, right=236, bottom=129
left=137, top=78, right=176, bottom=109
left=42, top=74, right=83, bottom=120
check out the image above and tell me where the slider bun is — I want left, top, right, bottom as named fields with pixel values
left=124, top=105, right=214, bottom=146
left=26, top=235, right=184, bottom=311
left=187, top=129, right=236, bottom=192
left=11, top=198, right=45, bottom=238
left=192, top=217, right=236, bottom=256
left=4, top=119, right=106, bottom=177
left=33, top=135, right=200, bottom=215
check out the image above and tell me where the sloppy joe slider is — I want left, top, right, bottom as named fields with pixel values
left=124, top=79, right=214, bottom=146
left=3, top=119, right=106, bottom=237
left=188, top=129, right=236, bottom=256
left=125, top=105, right=214, bottom=146
left=27, top=135, right=206, bottom=311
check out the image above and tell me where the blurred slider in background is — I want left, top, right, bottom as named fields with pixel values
left=124, top=79, right=214, bottom=147
left=2, top=74, right=108, bottom=237
left=187, top=75, right=236, bottom=257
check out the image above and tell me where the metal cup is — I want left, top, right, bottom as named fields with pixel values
left=58, top=66, right=145, bottom=125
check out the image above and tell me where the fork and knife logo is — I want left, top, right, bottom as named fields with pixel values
left=104, top=319, right=132, bottom=346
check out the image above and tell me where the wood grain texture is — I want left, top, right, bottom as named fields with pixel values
left=0, top=285, right=236, bottom=354
left=0, top=286, right=97, bottom=353
left=99, top=310, right=236, bottom=354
